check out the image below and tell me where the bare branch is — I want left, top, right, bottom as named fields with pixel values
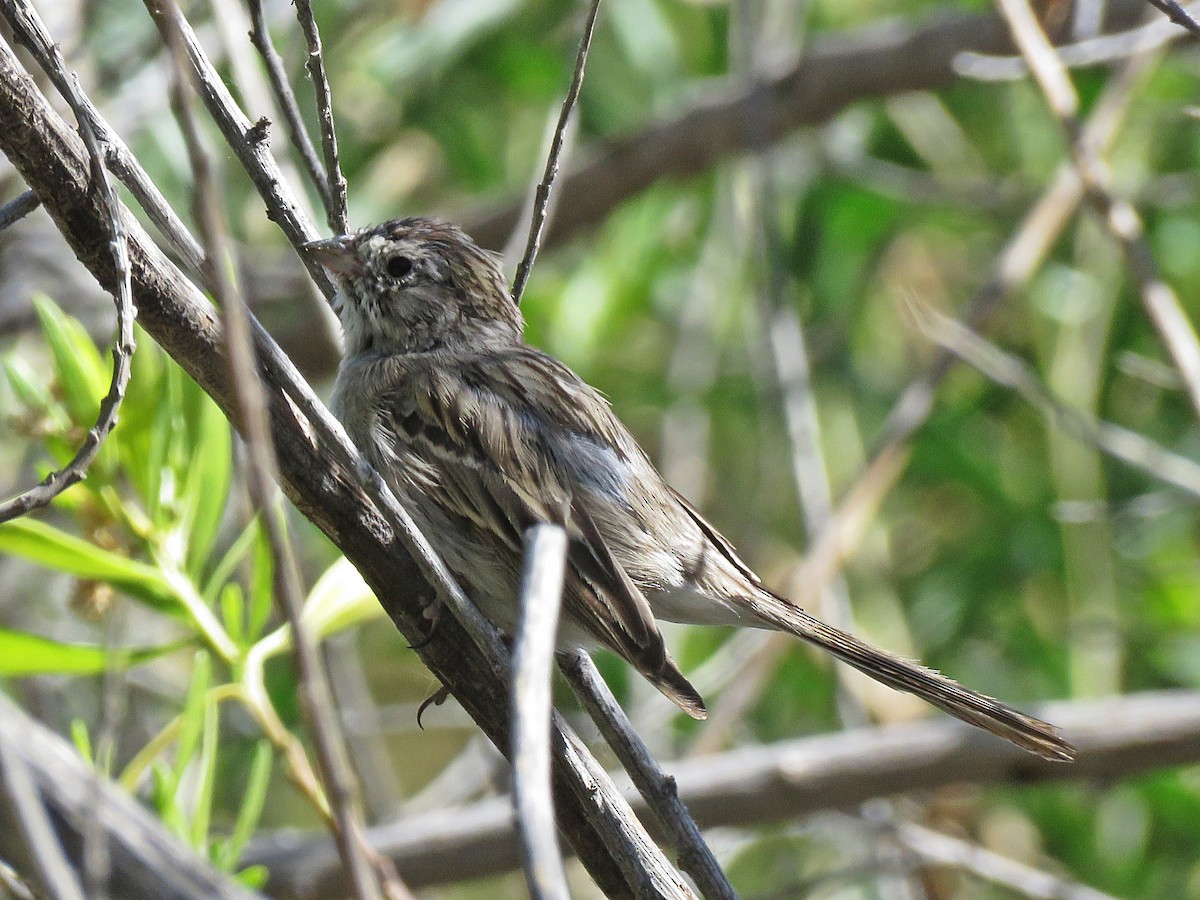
left=0, top=188, right=38, bottom=231
left=292, top=0, right=348, bottom=234
left=561, top=652, right=737, bottom=900
left=956, top=4, right=1196, bottom=79
left=1142, top=0, right=1200, bottom=38
left=246, top=689, right=1200, bottom=895
left=905, top=297, right=1200, bottom=500
left=0, top=717, right=85, bottom=900
left=0, top=3, right=134, bottom=525
left=246, top=0, right=332, bottom=215
left=999, top=0, right=1200, bottom=424
left=463, top=0, right=1149, bottom=251
left=509, top=0, right=602, bottom=305
left=139, top=0, right=336, bottom=299
left=895, top=822, right=1118, bottom=900
left=0, top=0, right=205, bottom=274
left=160, top=13, right=397, bottom=898
left=511, top=525, right=570, bottom=900
left=0, top=693, right=259, bottom=899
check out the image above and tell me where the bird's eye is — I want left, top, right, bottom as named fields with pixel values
left=386, top=255, right=414, bottom=279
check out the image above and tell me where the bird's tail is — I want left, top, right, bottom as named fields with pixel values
left=746, top=590, right=1074, bottom=762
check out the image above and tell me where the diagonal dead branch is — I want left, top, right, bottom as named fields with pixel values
left=160, top=10, right=397, bottom=898
left=561, top=652, right=737, bottom=900
left=0, top=692, right=260, bottom=900
left=797, top=52, right=1154, bottom=626
left=140, top=0, right=337, bottom=300
left=0, top=189, right=38, bottom=231
left=1143, top=0, right=1200, bottom=38
left=0, top=33, right=691, bottom=898
left=904, top=296, right=1200, bottom=500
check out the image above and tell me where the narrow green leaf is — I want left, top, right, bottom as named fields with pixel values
left=219, top=740, right=273, bottom=870
left=169, top=651, right=212, bottom=816
left=219, top=583, right=245, bottom=647
left=183, top=395, right=232, bottom=578
left=235, top=866, right=269, bottom=889
left=302, top=557, right=383, bottom=642
left=4, top=355, right=53, bottom=410
left=189, top=693, right=220, bottom=850
left=0, top=519, right=178, bottom=610
left=248, top=524, right=275, bottom=639
left=0, top=627, right=185, bottom=676
left=202, top=517, right=260, bottom=606
left=32, top=295, right=107, bottom=421
left=70, top=718, right=92, bottom=765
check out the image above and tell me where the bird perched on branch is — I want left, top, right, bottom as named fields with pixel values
left=305, top=216, right=1073, bottom=762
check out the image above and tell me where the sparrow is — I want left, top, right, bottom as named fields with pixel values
left=305, top=216, right=1073, bottom=762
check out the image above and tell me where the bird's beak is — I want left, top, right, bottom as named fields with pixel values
left=302, top=235, right=364, bottom=276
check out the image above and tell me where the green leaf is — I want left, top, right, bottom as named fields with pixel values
left=202, top=517, right=261, bottom=606
left=166, top=651, right=211, bottom=838
left=4, top=355, right=54, bottom=411
left=189, top=693, right=220, bottom=850
left=0, top=519, right=178, bottom=610
left=183, top=394, right=232, bottom=578
left=0, top=627, right=184, bottom=676
left=33, top=295, right=107, bottom=422
left=235, top=866, right=269, bottom=889
left=70, top=718, right=93, bottom=765
left=218, top=740, right=273, bottom=870
left=248, top=524, right=275, bottom=640
left=302, top=556, right=382, bottom=642
left=219, top=583, right=245, bottom=647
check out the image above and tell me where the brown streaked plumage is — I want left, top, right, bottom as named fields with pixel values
left=307, top=216, right=1074, bottom=762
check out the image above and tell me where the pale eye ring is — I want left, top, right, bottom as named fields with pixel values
left=386, top=255, right=414, bottom=279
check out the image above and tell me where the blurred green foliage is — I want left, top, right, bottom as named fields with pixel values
left=4, top=0, right=1200, bottom=896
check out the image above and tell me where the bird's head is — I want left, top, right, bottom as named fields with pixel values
left=304, top=216, right=523, bottom=355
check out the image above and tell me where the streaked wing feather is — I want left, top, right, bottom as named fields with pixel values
left=376, top=349, right=674, bottom=676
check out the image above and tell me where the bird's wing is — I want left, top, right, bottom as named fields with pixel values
left=372, top=348, right=705, bottom=717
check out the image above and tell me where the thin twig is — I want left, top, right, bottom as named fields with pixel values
left=561, top=652, right=737, bottom=900
left=956, top=3, right=1197, bottom=80
left=511, top=525, right=570, bottom=900
left=895, top=822, right=1118, bottom=900
left=999, top=0, right=1200, bottom=424
left=0, top=11, right=134, bottom=527
left=0, top=721, right=85, bottom=900
left=510, top=0, right=602, bottom=305
left=139, top=0, right=337, bottom=298
left=904, top=298, right=1200, bottom=499
left=1143, top=0, right=1200, bottom=38
left=245, top=0, right=332, bottom=215
left=292, top=0, right=348, bottom=234
left=0, top=188, right=38, bottom=231
left=160, top=13, right=397, bottom=900
left=0, top=0, right=205, bottom=274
